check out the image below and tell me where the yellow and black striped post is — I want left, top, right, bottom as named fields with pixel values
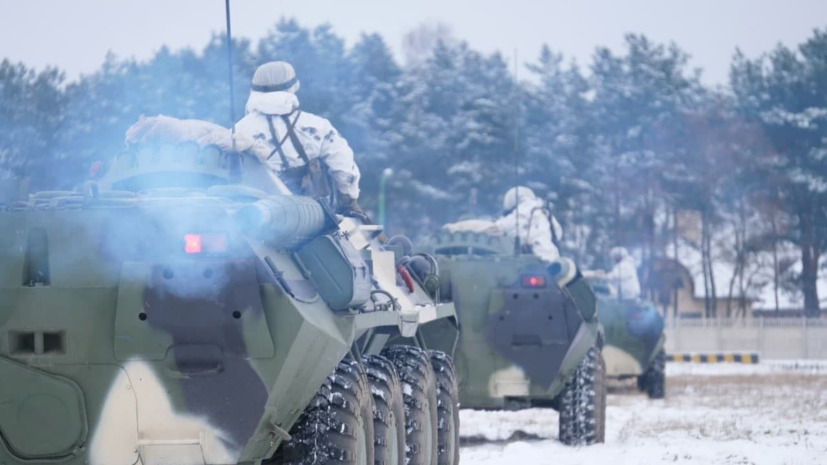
left=667, top=353, right=760, bottom=364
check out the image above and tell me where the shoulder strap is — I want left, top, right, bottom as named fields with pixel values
left=525, top=207, right=540, bottom=244
left=280, top=111, right=311, bottom=165
left=540, top=204, right=559, bottom=245
left=526, top=206, right=557, bottom=245
left=265, top=115, right=291, bottom=166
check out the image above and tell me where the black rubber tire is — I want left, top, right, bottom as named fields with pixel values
left=643, top=349, right=666, bottom=399
left=594, top=349, right=607, bottom=443
left=276, top=360, right=375, bottom=464
left=429, top=351, right=460, bottom=465
left=636, top=372, right=646, bottom=392
left=364, top=355, right=407, bottom=465
left=382, top=345, right=438, bottom=465
left=558, top=346, right=607, bottom=446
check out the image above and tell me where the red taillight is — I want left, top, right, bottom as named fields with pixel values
left=522, top=275, right=547, bottom=288
left=184, top=233, right=227, bottom=254
left=185, top=234, right=202, bottom=254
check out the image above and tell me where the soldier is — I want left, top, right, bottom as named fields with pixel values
left=608, top=247, right=641, bottom=299
left=236, top=61, right=362, bottom=213
left=495, top=186, right=562, bottom=262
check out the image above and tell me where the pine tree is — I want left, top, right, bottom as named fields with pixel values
left=588, top=34, right=703, bottom=282
left=731, top=29, right=827, bottom=317
left=340, top=33, right=402, bottom=215
left=523, top=46, right=598, bottom=265
left=0, top=60, right=67, bottom=188
left=257, top=19, right=351, bottom=122
left=386, top=41, right=518, bottom=234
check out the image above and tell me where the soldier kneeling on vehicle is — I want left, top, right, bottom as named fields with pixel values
left=236, top=61, right=363, bottom=215
left=607, top=246, right=641, bottom=299
left=495, top=186, right=563, bottom=263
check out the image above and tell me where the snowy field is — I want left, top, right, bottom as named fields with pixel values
left=459, top=361, right=827, bottom=464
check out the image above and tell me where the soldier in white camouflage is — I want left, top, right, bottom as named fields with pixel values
left=236, top=61, right=363, bottom=213
left=495, top=186, right=562, bottom=263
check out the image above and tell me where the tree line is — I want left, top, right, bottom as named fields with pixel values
left=2, top=20, right=826, bottom=316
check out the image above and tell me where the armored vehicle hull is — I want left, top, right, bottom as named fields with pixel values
left=0, top=128, right=459, bottom=465
left=594, top=282, right=666, bottom=399
left=421, top=228, right=605, bottom=445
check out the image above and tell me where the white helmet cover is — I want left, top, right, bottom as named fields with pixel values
left=502, top=186, right=537, bottom=212
left=610, top=247, right=629, bottom=260
left=251, top=61, right=301, bottom=94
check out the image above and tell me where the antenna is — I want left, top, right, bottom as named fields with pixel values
left=224, top=0, right=240, bottom=180
left=224, top=0, right=237, bottom=134
left=513, top=48, right=521, bottom=255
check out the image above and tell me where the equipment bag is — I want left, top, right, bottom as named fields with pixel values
left=294, top=233, right=371, bottom=312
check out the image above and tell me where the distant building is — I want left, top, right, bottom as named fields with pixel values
left=644, top=258, right=753, bottom=319
left=647, top=209, right=826, bottom=318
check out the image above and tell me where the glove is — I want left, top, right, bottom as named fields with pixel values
left=337, top=193, right=364, bottom=215
left=337, top=194, right=387, bottom=242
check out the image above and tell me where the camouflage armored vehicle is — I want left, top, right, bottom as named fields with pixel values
left=0, top=122, right=460, bottom=465
left=589, top=277, right=666, bottom=399
left=419, top=226, right=606, bottom=445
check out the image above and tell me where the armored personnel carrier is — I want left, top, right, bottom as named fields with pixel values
left=419, top=226, right=605, bottom=446
left=0, top=120, right=460, bottom=465
left=589, top=277, right=666, bottom=399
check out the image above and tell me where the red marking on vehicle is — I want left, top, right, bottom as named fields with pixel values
left=185, top=234, right=202, bottom=254
left=521, top=275, right=547, bottom=288
left=398, top=265, right=415, bottom=293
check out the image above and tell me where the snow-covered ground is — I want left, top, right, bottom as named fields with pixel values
left=460, top=361, right=827, bottom=464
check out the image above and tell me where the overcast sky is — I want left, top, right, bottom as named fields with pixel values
left=1, top=0, right=826, bottom=85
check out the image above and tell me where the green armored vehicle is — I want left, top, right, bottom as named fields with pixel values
left=589, top=277, right=666, bottom=399
left=419, top=227, right=605, bottom=445
left=0, top=123, right=460, bottom=465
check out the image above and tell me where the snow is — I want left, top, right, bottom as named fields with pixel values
left=460, top=361, right=827, bottom=464
left=370, top=384, right=387, bottom=402
left=408, top=179, right=454, bottom=200
left=789, top=168, right=827, bottom=194
left=447, top=161, right=485, bottom=184
left=759, top=107, right=827, bottom=130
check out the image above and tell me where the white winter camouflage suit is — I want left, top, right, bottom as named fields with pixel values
left=236, top=90, right=361, bottom=199
left=495, top=187, right=562, bottom=263
left=608, top=247, right=641, bottom=299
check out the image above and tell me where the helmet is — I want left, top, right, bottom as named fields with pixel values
left=610, top=247, right=628, bottom=261
left=251, top=61, right=301, bottom=94
left=502, top=186, right=537, bottom=213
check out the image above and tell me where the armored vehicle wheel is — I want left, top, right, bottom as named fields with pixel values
left=365, top=355, right=407, bottom=465
left=382, top=345, right=439, bottom=465
left=429, top=351, right=460, bottom=465
left=594, top=348, right=607, bottom=443
left=640, top=349, right=666, bottom=399
left=558, top=346, right=607, bottom=446
left=276, top=361, right=375, bottom=465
